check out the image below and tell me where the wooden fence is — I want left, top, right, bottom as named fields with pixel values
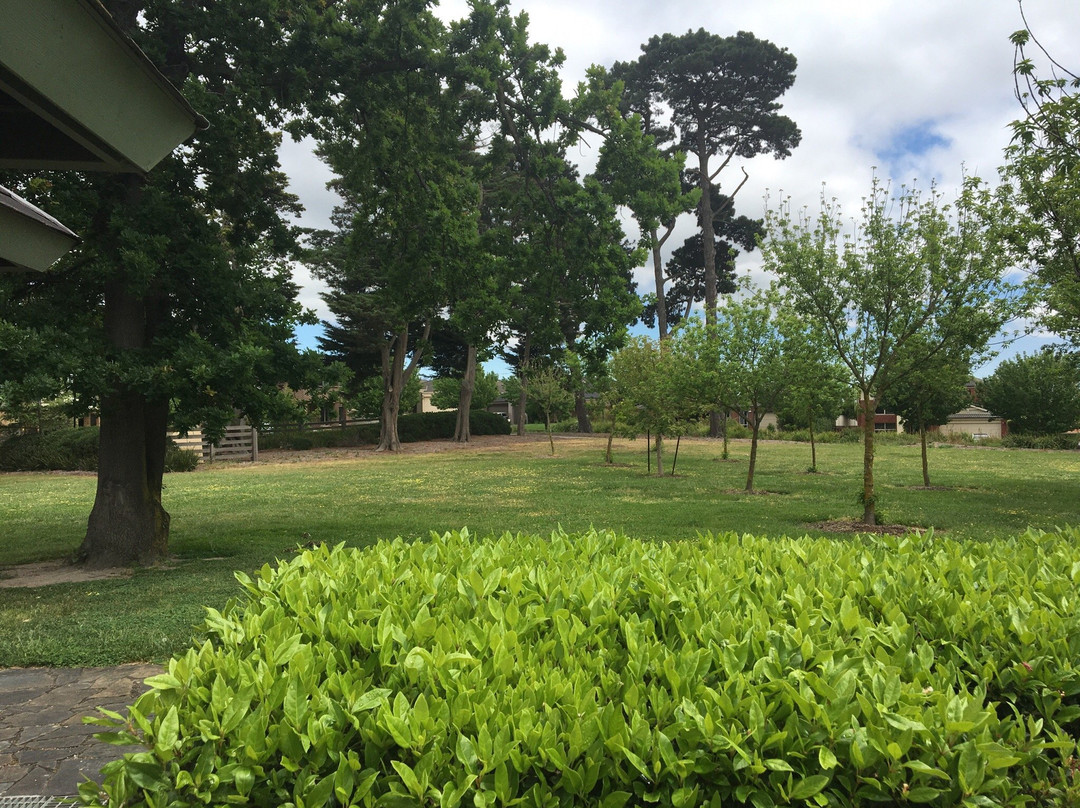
left=168, top=424, right=258, bottom=463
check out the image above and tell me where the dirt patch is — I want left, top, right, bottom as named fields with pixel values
left=0, top=558, right=134, bottom=588
left=811, top=519, right=929, bottom=536
left=906, top=485, right=953, bottom=491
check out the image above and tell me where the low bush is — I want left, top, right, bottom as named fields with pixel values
left=259, top=428, right=359, bottom=451
left=85, top=527, right=1080, bottom=807
left=355, top=410, right=512, bottom=444
left=0, top=429, right=200, bottom=473
left=1001, top=433, right=1077, bottom=451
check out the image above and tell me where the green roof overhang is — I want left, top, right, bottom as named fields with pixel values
left=0, top=0, right=207, bottom=174
left=0, top=184, right=79, bottom=272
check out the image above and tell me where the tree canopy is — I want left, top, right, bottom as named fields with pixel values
left=978, top=349, right=1080, bottom=435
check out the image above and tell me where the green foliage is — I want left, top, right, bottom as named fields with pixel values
left=83, top=527, right=1080, bottom=807
left=431, top=370, right=500, bottom=411
left=978, top=349, right=1080, bottom=435
left=1006, top=16, right=1080, bottom=344
left=351, top=374, right=422, bottom=422
left=1001, top=432, right=1078, bottom=451
left=0, top=429, right=198, bottom=473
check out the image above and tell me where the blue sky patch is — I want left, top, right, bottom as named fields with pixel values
left=873, top=122, right=952, bottom=173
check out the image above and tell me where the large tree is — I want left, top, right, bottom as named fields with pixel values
left=1007, top=2, right=1080, bottom=345
left=978, top=349, right=1080, bottom=435
left=641, top=29, right=800, bottom=325
left=763, top=176, right=1023, bottom=525
left=0, top=1, right=319, bottom=566
left=308, top=0, right=479, bottom=451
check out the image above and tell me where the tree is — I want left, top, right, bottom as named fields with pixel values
left=610, top=335, right=693, bottom=476
left=681, top=286, right=786, bottom=492
left=882, top=345, right=973, bottom=487
left=527, top=365, right=574, bottom=456
left=1007, top=2, right=1080, bottom=344
left=0, top=0, right=319, bottom=566
left=641, top=29, right=800, bottom=325
left=775, top=310, right=851, bottom=472
left=763, top=176, right=1023, bottom=525
left=307, top=0, right=478, bottom=452
left=978, top=349, right=1080, bottom=435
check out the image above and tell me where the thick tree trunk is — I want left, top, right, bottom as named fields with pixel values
left=920, top=425, right=930, bottom=487
left=861, top=395, right=877, bottom=525
left=746, top=418, right=760, bottom=492
left=454, top=344, right=477, bottom=443
left=710, top=410, right=722, bottom=438
left=377, top=331, right=407, bottom=452
left=80, top=276, right=169, bottom=568
left=574, top=390, right=592, bottom=433
left=651, top=235, right=668, bottom=341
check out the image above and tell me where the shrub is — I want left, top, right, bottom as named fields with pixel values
left=355, top=411, right=512, bottom=444
left=1001, top=432, right=1077, bottom=450
left=84, top=527, right=1080, bottom=807
left=0, top=429, right=199, bottom=472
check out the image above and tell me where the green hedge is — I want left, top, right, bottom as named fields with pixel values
left=84, top=527, right=1080, bottom=807
left=0, top=428, right=198, bottom=473
left=1001, top=433, right=1077, bottom=451
left=356, top=410, right=511, bottom=444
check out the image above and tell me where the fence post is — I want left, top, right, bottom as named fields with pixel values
left=251, top=426, right=259, bottom=462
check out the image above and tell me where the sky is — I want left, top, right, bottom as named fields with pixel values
left=278, top=0, right=1080, bottom=377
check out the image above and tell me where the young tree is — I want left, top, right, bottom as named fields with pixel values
left=527, top=365, right=574, bottom=456
left=763, top=176, right=1022, bottom=525
left=978, top=349, right=1080, bottom=435
left=776, top=310, right=851, bottom=472
left=0, top=0, right=319, bottom=566
left=681, top=287, right=786, bottom=492
left=432, top=369, right=500, bottom=412
left=882, top=347, right=973, bottom=487
left=1007, top=4, right=1080, bottom=345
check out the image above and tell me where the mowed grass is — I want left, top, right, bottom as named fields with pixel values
left=0, top=434, right=1077, bottom=667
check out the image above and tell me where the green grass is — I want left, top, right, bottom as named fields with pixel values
left=1, top=435, right=1077, bottom=667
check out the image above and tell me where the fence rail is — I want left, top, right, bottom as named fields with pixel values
left=168, top=424, right=258, bottom=463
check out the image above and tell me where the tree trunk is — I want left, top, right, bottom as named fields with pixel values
left=454, top=344, right=477, bottom=443
left=545, top=412, right=554, bottom=455
left=516, top=337, right=530, bottom=437
left=709, top=410, right=722, bottom=438
left=654, top=432, right=664, bottom=477
left=746, top=417, right=760, bottom=492
left=697, top=129, right=717, bottom=325
left=605, top=430, right=614, bottom=464
left=574, top=390, right=593, bottom=433
left=80, top=277, right=170, bottom=568
left=920, top=424, right=930, bottom=487
left=377, top=331, right=407, bottom=452
left=651, top=235, right=668, bottom=341
left=861, top=395, right=877, bottom=525
left=809, top=415, right=817, bottom=471
left=721, top=412, right=730, bottom=460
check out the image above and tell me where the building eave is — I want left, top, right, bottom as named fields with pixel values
left=0, top=184, right=79, bottom=271
left=0, top=0, right=207, bottom=174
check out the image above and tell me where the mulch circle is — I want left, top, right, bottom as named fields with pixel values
left=811, top=519, right=929, bottom=536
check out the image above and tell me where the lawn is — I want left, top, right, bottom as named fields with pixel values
left=1, top=434, right=1077, bottom=667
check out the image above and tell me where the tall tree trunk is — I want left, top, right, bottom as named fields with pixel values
left=80, top=278, right=169, bottom=568
left=515, top=337, right=530, bottom=437
left=746, top=417, right=760, bottom=492
left=920, top=424, right=930, bottom=487
left=651, top=235, right=668, bottom=341
left=697, top=130, right=718, bottom=325
left=654, top=432, right=664, bottom=477
left=861, top=395, right=877, bottom=525
left=574, top=390, right=592, bottom=433
left=377, top=336, right=404, bottom=452
left=454, top=344, right=477, bottom=443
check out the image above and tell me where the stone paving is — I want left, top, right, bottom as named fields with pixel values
left=0, top=664, right=161, bottom=798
